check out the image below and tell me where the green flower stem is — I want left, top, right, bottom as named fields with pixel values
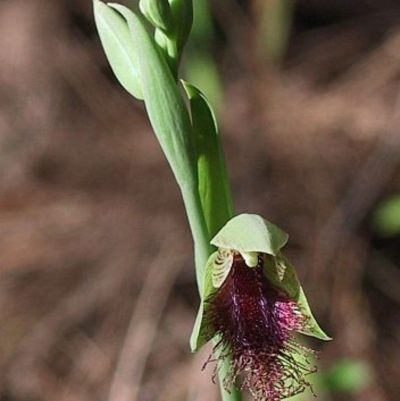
left=181, top=154, right=242, bottom=401
left=180, top=183, right=212, bottom=289
left=182, top=83, right=242, bottom=401
left=180, top=146, right=241, bottom=401
left=183, top=87, right=241, bottom=401
left=218, top=357, right=242, bottom=401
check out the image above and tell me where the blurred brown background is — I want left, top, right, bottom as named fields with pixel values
left=1, top=0, right=399, bottom=400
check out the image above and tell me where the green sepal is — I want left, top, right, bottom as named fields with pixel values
left=211, top=213, right=289, bottom=256
left=139, top=0, right=173, bottom=32
left=110, top=3, right=196, bottom=189
left=264, top=253, right=332, bottom=341
left=93, top=0, right=143, bottom=100
left=190, top=251, right=222, bottom=352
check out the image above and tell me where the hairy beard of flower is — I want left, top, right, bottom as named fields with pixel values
left=203, top=254, right=316, bottom=401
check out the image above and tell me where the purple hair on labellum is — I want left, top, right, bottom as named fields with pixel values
left=203, top=253, right=316, bottom=401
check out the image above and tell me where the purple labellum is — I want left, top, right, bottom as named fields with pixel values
left=203, top=253, right=317, bottom=401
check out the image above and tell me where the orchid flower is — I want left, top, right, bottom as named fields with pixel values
left=191, top=214, right=331, bottom=400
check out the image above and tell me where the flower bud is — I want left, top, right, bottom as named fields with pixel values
left=139, top=0, right=174, bottom=32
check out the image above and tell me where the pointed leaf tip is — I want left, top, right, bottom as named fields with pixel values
left=93, top=1, right=143, bottom=99
left=264, top=254, right=332, bottom=341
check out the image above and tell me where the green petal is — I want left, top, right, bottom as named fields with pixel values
left=93, top=1, right=143, bottom=99
left=212, top=249, right=234, bottom=288
left=211, top=213, right=289, bottom=256
left=190, top=301, right=205, bottom=352
left=190, top=251, right=220, bottom=352
left=264, top=254, right=332, bottom=341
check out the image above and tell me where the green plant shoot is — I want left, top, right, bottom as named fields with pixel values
left=93, top=1, right=330, bottom=400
